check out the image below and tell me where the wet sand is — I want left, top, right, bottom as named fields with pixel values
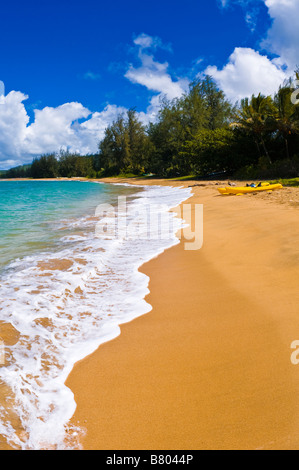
left=64, top=179, right=299, bottom=450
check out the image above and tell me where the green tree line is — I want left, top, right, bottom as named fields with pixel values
left=2, top=151, right=97, bottom=179
left=2, top=74, right=299, bottom=180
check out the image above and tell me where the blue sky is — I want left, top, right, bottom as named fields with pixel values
left=0, top=0, right=298, bottom=169
left=0, top=0, right=270, bottom=113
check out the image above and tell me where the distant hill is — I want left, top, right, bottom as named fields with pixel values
left=0, top=164, right=32, bottom=178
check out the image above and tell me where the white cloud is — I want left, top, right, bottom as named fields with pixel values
left=133, top=33, right=155, bottom=50
left=0, top=81, right=4, bottom=97
left=71, top=104, right=128, bottom=154
left=207, top=0, right=299, bottom=101
left=2, top=1, right=299, bottom=169
left=83, top=71, right=101, bottom=80
left=0, top=34, right=188, bottom=168
left=262, top=0, right=299, bottom=73
left=125, top=33, right=188, bottom=101
left=0, top=92, right=128, bottom=168
left=23, top=102, right=91, bottom=156
left=137, top=94, right=166, bottom=126
left=0, top=91, right=30, bottom=165
left=126, top=61, right=187, bottom=100
left=218, top=0, right=299, bottom=73
left=205, top=47, right=287, bottom=101
left=124, top=33, right=189, bottom=126
left=133, top=33, right=172, bottom=53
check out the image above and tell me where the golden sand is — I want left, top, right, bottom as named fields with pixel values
left=39, top=178, right=291, bottom=450
left=37, top=259, right=74, bottom=271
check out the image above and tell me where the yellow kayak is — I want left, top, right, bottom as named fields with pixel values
left=218, top=183, right=283, bottom=195
left=218, top=188, right=232, bottom=195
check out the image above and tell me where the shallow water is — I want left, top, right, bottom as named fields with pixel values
left=0, top=180, right=137, bottom=270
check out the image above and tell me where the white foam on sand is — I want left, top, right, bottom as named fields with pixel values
left=0, top=183, right=191, bottom=449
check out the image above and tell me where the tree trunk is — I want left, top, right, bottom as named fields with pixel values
left=261, top=136, right=272, bottom=165
left=284, top=136, right=290, bottom=160
left=255, top=140, right=262, bottom=159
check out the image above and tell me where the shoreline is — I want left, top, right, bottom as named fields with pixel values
left=65, top=178, right=299, bottom=450
left=0, top=179, right=191, bottom=450
left=1, top=178, right=299, bottom=449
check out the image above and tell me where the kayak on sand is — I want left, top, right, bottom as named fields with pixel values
left=218, top=183, right=283, bottom=195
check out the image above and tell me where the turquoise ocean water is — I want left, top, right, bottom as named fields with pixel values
left=0, top=180, right=135, bottom=270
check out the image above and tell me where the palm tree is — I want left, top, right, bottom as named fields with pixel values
left=232, top=93, right=276, bottom=165
left=274, top=83, right=299, bottom=160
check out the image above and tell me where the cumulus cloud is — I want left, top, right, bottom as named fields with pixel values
left=2, top=0, right=299, bottom=168
left=70, top=104, right=128, bottom=154
left=126, top=61, right=187, bottom=100
left=0, top=91, right=30, bottom=166
left=0, top=92, right=127, bottom=169
left=218, top=0, right=299, bottom=73
left=124, top=33, right=189, bottom=125
left=205, top=47, right=287, bottom=102
left=0, top=34, right=189, bottom=168
left=133, top=33, right=172, bottom=53
left=125, top=33, right=188, bottom=101
left=207, top=0, right=299, bottom=101
left=23, top=102, right=91, bottom=156
left=262, top=0, right=299, bottom=73
left=133, top=33, right=156, bottom=50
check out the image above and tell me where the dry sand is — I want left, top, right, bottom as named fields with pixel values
left=66, top=179, right=299, bottom=450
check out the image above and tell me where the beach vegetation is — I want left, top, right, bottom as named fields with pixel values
left=2, top=74, right=299, bottom=181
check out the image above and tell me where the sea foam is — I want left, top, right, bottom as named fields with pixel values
left=0, top=183, right=191, bottom=449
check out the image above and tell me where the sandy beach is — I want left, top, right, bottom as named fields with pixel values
left=65, top=178, right=299, bottom=450
left=2, top=0, right=299, bottom=452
